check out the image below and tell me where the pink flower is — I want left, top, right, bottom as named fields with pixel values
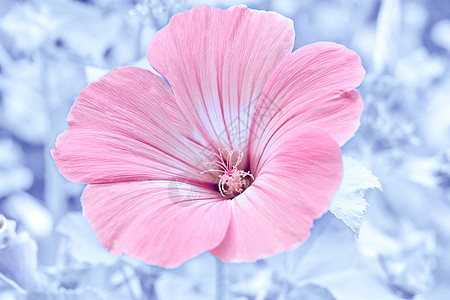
left=52, top=5, right=364, bottom=268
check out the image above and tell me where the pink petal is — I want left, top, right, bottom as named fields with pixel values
left=249, top=42, right=365, bottom=165
left=52, top=67, right=208, bottom=184
left=147, top=5, right=294, bottom=153
left=82, top=181, right=231, bottom=268
left=210, top=128, right=343, bottom=262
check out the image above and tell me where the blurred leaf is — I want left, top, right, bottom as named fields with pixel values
left=303, top=269, right=403, bottom=300
left=380, top=223, right=436, bottom=297
left=0, top=215, right=42, bottom=292
left=287, top=283, right=336, bottom=300
left=0, top=59, right=49, bottom=144
left=359, top=219, right=437, bottom=297
left=230, top=267, right=277, bottom=299
left=0, top=2, right=62, bottom=55
left=0, top=168, right=33, bottom=198
left=56, top=212, right=117, bottom=266
left=3, top=193, right=53, bottom=237
left=431, top=19, right=450, bottom=53
left=0, top=139, right=23, bottom=168
left=373, top=0, right=401, bottom=73
left=265, top=213, right=361, bottom=283
left=155, top=253, right=215, bottom=300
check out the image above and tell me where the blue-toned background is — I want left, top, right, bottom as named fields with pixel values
left=0, top=0, right=449, bottom=299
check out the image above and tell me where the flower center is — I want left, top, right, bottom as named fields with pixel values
left=202, top=148, right=254, bottom=198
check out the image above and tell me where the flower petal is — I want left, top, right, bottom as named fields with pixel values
left=249, top=42, right=364, bottom=165
left=82, top=181, right=231, bottom=268
left=210, top=127, right=343, bottom=262
left=147, top=5, right=294, bottom=151
left=52, top=66, right=208, bottom=184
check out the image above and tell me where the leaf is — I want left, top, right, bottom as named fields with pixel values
left=3, top=193, right=52, bottom=237
left=154, top=253, right=215, bottom=300
left=0, top=216, right=41, bottom=291
left=265, top=213, right=361, bottom=283
left=56, top=212, right=117, bottom=265
left=330, top=156, right=381, bottom=236
left=373, top=0, right=402, bottom=73
left=303, top=269, right=403, bottom=300
left=287, top=283, right=336, bottom=300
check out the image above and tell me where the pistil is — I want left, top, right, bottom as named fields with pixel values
left=202, top=148, right=254, bottom=197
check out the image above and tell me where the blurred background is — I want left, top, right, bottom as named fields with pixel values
left=0, top=0, right=449, bottom=299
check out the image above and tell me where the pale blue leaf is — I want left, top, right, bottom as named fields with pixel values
left=330, top=156, right=382, bottom=236
left=155, top=253, right=215, bottom=300
left=0, top=215, right=41, bottom=291
left=56, top=212, right=117, bottom=266
left=431, top=19, right=450, bottom=53
left=0, top=168, right=33, bottom=197
left=358, top=220, right=438, bottom=297
left=265, top=213, right=361, bottom=283
left=287, top=283, right=336, bottom=300
left=3, top=193, right=52, bottom=237
left=303, top=269, right=403, bottom=300
left=373, top=0, right=402, bottom=73
left=230, top=267, right=275, bottom=299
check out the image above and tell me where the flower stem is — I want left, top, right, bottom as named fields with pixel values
left=215, top=258, right=225, bottom=300
left=40, top=48, right=66, bottom=221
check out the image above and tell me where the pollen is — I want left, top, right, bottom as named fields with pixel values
left=202, top=148, right=254, bottom=198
